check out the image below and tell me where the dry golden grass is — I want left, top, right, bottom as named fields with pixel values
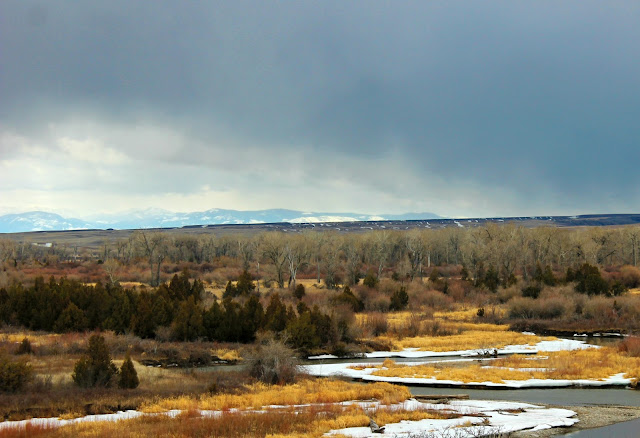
left=0, top=331, right=62, bottom=347
left=358, top=308, right=542, bottom=352
left=8, top=393, right=452, bottom=438
left=212, top=348, right=241, bottom=362
left=495, top=348, right=640, bottom=381
left=363, top=348, right=640, bottom=384
left=368, top=360, right=547, bottom=383
left=295, top=278, right=327, bottom=289
left=432, top=309, right=481, bottom=322
left=375, top=330, right=552, bottom=352
left=21, top=402, right=456, bottom=438
left=141, top=378, right=411, bottom=413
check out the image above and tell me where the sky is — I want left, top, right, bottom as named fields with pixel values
left=1, top=1, right=639, bottom=219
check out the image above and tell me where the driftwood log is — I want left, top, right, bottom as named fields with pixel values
left=414, top=394, right=470, bottom=403
left=369, top=418, right=385, bottom=433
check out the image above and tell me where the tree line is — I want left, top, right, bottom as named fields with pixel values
left=2, top=224, right=640, bottom=289
left=0, top=270, right=349, bottom=353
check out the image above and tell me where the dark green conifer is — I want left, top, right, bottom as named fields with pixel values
left=118, top=351, right=139, bottom=389
left=72, top=334, right=118, bottom=387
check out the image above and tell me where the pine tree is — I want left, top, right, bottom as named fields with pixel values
left=171, top=296, right=203, bottom=341
left=265, top=293, right=288, bottom=332
left=235, top=270, right=255, bottom=295
left=53, top=303, right=88, bottom=333
left=389, top=287, right=409, bottom=311
left=118, top=351, right=139, bottom=389
left=72, top=334, right=118, bottom=387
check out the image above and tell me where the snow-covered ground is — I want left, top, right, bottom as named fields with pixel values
left=327, top=399, right=578, bottom=437
left=305, top=360, right=633, bottom=389
left=308, top=337, right=595, bottom=360
left=304, top=338, right=635, bottom=389
left=0, top=399, right=578, bottom=437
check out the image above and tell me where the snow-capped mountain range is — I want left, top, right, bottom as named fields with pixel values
left=0, top=209, right=441, bottom=233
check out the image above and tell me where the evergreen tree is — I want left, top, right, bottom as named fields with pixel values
left=72, top=334, right=118, bottom=388
left=235, top=270, right=255, bottom=295
left=484, top=266, right=500, bottom=292
left=131, top=290, right=157, bottom=338
left=223, top=281, right=237, bottom=299
left=54, top=303, right=88, bottom=333
left=118, top=351, right=139, bottom=389
left=310, top=305, right=332, bottom=346
left=362, top=272, right=378, bottom=289
left=105, top=287, right=133, bottom=334
left=389, top=287, right=409, bottom=311
left=203, top=301, right=223, bottom=341
left=330, top=286, right=364, bottom=312
left=171, top=296, right=203, bottom=341
left=218, top=299, right=242, bottom=342
left=240, top=295, right=264, bottom=342
left=286, top=311, right=320, bottom=352
left=573, top=263, right=609, bottom=295
left=265, top=293, right=288, bottom=332
left=169, top=269, right=192, bottom=301
left=293, top=283, right=306, bottom=300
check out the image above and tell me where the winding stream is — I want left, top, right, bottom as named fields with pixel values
left=196, top=335, right=640, bottom=435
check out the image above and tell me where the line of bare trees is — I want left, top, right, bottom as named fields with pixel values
left=2, top=224, right=640, bottom=288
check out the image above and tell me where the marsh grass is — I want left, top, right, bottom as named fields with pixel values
left=1, top=399, right=458, bottom=438
left=358, top=308, right=549, bottom=352
left=375, top=330, right=551, bottom=352
left=0, top=356, right=214, bottom=421
left=364, top=348, right=640, bottom=384
left=141, top=378, right=411, bottom=412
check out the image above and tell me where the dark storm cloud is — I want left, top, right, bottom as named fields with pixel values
left=1, top=1, right=639, bottom=216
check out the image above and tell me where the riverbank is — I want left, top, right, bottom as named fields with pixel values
left=514, top=404, right=640, bottom=437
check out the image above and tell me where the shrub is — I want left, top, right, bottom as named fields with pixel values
left=15, top=337, right=33, bottom=355
left=72, top=334, right=118, bottom=388
left=522, top=284, right=541, bottom=299
left=331, top=286, right=364, bottom=312
left=619, top=265, right=640, bottom=289
left=248, top=336, right=299, bottom=384
left=118, top=351, right=139, bottom=389
left=428, top=268, right=440, bottom=283
left=389, top=287, right=409, bottom=311
left=508, top=296, right=569, bottom=320
left=497, top=284, right=520, bottom=303
left=412, top=290, right=453, bottom=310
left=573, top=263, right=610, bottom=295
left=535, top=297, right=569, bottom=319
left=362, top=272, right=379, bottom=289
left=0, top=352, right=32, bottom=392
left=293, top=283, right=306, bottom=300
left=363, top=312, right=389, bottom=337
left=618, top=336, right=640, bottom=357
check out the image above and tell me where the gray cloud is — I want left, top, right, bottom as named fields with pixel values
left=1, top=1, right=639, bottom=217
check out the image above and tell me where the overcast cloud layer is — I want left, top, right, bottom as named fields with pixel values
left=1, top=1, right=639, bottom=218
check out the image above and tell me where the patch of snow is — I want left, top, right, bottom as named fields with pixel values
left=0, top=398, right=577, bottom=437
left=305, top=361, right=631, bottom=390
left=308, top=338, right=595, bottom=361
left=289, top=216, right=359, bottom=223
left=327, top=399, right=578, bottom=437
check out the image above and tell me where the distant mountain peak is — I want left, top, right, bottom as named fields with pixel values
left=0, top=209, right=442, bottom=233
